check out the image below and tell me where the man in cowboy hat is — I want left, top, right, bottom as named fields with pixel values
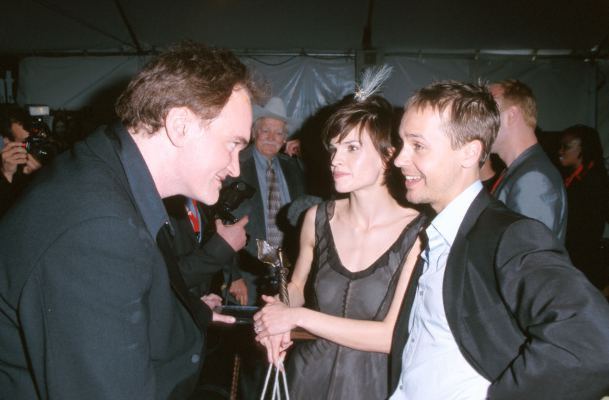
left=226, top=96, right=306, bottom=306
left=217, top=96, right=306, bottom=399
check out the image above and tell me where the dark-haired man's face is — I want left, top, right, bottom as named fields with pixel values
left=177, top=88, right=252, bottom=204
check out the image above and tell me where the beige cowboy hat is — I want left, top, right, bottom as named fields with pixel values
left=253, top=97, right=292, bottom=126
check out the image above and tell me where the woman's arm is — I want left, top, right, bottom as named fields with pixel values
left=255, top=236, right=422, bottom=354
left=284, top=205, right=317, bottom=307
left=254, top=205, right=317, bottom=365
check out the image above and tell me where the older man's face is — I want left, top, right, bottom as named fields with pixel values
left=254, top=117, right=286, bottom=159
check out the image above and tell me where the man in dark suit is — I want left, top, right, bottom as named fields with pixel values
left=227, top=97, right=306, bottom=306
left=164, top=195, right=249, bottom=304
left=389, top=81, right=609, bottom=399
left=0, top=42, right=260, bottom=399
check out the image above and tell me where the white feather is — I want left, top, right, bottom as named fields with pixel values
left=354, top=65, right=393, bottom=102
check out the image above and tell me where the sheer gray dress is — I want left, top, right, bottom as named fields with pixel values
left=287, top=201, right=426, bottom=399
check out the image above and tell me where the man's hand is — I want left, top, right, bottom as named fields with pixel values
left=1, top=142, right=27, bottom=182
left=215, top=216, right=248, bottom=251
left=284, top=139, right=301, bottom=157
left=201, top=293, right=223, bottom=310
left=229, top=278, right=248, bottom=305
left=23, top=154, right=42, bottom=175
left=201, top=293, right=236, bottom=324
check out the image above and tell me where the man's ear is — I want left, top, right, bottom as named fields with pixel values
left=460, top=140, right=483, bottom=168
left=505, top=104, right=519, bottom=126
left=164, top=107, right=196, bottom=147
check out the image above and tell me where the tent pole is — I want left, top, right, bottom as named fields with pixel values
left=114, top=0, right=143, bottom=54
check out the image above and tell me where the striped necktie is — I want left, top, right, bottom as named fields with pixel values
left=266, top=159, right=283, bottom=247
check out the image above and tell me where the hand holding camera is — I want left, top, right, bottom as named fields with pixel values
left=1, top=141, right=28, bottom=182
left=215, top=215, right=249, bottom=251
left=214, top=181, right=256, bottom=224
left=22, top=153, right=42, bottom=175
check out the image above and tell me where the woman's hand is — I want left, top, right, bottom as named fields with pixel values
left=253, top=295, right=298, bottom=338
left=258, top=332, right=293, bottom=368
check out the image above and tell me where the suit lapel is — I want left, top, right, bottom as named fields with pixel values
left=394, top=255, right=425, bottom=350
left=390, top=231, right=427, bottom=388
left=156, top=225, right=207, bottom=332
left=443, top=190, right=492, bottom=336
left=278, top=156, right=303, bottom=199
left=241, top=154, right=265, bottom=237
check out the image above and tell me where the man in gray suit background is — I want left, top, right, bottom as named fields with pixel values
left=488, top=79, right=567, bottom=242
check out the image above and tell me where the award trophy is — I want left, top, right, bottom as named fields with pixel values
left=256, top=239, right=290, bottom=306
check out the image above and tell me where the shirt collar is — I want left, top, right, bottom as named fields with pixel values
left=428, top=180, right=483, bottom=247
left=111, top=121, right=172, bottom=238
left=253, top=146, right=278, bottom=168
left=506, top=143, right=541, bottom=174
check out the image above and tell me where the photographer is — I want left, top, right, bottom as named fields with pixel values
left=0, top=106, right=42, bottom=215
left=164, top=195, right=250, bottom=305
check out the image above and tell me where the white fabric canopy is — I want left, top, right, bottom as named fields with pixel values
left=16, top=54, right=604, bottom=150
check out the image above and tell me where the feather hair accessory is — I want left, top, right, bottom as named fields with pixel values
left=353, top=64, right=393, bottom=102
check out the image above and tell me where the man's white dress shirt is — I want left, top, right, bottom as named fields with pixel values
left=390, top=181, right=490, bottom=400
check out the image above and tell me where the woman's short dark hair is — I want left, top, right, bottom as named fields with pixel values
left=322, top=94, right=397, bottom=177
left=115, top=41, right=262, bottom=134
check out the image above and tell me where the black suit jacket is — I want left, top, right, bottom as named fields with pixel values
left=164, top=195, right=240, bottom=297
left=390, top=190, right=609, bottom=399
left=225, top=146, right=306, bottom=305
left=0, top=123, right=207, bottom=400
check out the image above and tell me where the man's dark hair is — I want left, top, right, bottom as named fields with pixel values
left=405, top=80, right=500, bottom=165
left=116, top=41, right=262, bottom=134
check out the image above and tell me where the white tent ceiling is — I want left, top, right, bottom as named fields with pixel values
left=1, top=0, right=608, bottom=56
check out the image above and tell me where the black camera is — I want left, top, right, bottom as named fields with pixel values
left=214, top=181, right=256, bottom=224
left=25, top=106, right=59, bottom=165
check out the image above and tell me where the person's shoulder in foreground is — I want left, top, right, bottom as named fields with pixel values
left=0, top=41, right=262, bottom=400
left=390, top=80, right=609, bottom=400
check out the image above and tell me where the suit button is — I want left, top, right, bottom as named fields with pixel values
left=191, top=354, right=200, bottom=364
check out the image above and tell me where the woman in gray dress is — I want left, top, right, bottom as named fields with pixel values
left=253, top=76, right=425, bottom=399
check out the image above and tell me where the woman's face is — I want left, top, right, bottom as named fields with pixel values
left=558, top=133, right=582, bottom=169
left=329, top=127, right=386, bottom=193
